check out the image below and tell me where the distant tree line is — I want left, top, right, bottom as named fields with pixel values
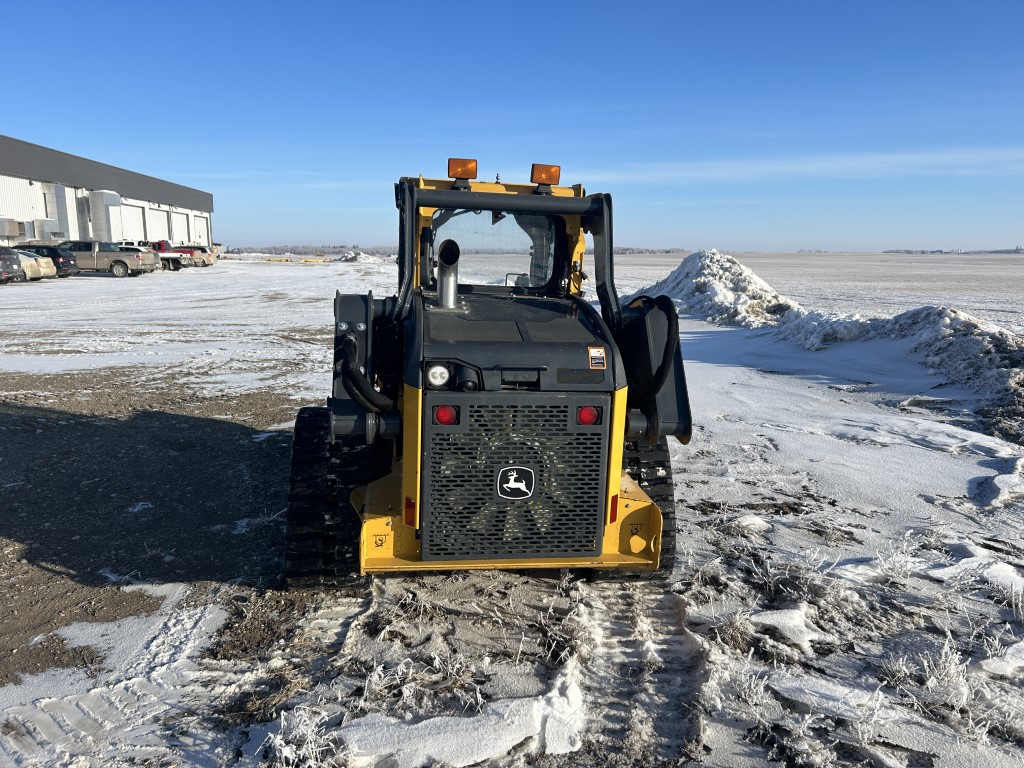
left=615, top=247, right=686, bottom=254
left=225, top=244, right=687, bottom=255
left=883, top=247, right=1023, bottom=254
left=225, top=245, right=395, bottom=256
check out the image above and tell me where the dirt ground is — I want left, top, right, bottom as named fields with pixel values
left=0, top=366, right=301, bottom=688
left=0, top=362, right=705, bottom=767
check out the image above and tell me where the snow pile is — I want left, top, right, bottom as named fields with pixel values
left=637, top=249, right=804, bottom=327
left=340, top=251, right=389, bottom=264
left=780, top=305, right=1024, bottom=397
left=338, top=662, right=583, bottom=768
left=641, top=250, right=1024, bottom=405
left=883, top=306, right=1024, bottom=398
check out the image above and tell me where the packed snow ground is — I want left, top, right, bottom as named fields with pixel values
left=1, top=251, right=1024, bottom=766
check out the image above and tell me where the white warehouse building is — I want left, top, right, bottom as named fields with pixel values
left=0, top=135, right=213, bottom=248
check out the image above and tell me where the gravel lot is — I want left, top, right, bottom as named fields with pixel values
left=0, top=367, right=298, bottom=687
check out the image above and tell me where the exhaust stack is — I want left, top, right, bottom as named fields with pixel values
left=437, top=239, right=460, bottom=309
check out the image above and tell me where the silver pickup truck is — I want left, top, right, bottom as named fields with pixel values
left=56, top=240, right=160, bottom=277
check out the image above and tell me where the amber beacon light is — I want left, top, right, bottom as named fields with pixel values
left=530, top=163, right=561, bottom=185
left=447, top=158, right=478, bottom=180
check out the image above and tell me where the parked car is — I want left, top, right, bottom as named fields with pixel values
left=15, top=243, right=81, bottom=277
left=0, top=247, right=27, bottom=283
left=56, top=240, right=160, bottom=277
left=186, top=245, right=215, bottom=266
left=16, top=250, right=57, bottom=279
left=12, top=250, right=43, bottom=280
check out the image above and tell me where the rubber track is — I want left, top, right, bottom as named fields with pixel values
left=620, top=437, right=676, bottom=580
left=285, top=407, right=371, bottom=590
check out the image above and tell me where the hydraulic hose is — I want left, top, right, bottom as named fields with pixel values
left=339, top=333, right=395, bottom=413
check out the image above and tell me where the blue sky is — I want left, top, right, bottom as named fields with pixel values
left=5, top=1, right=1022, bottom=251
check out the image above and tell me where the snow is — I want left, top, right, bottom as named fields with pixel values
left=768, top=674, right=888, bottom=722
left=926, top=552, right=1024, bottom=594
left=644, top=249, right=1024, bottom=405
left=635, top=248, right=804, bottom=328
left=991, top=457, right=1024, bottom=506
left=338, top=662, right=582, bottom=768
left=0, top=584, right=189, bottom=712
left=749, top=604, right=835, bottom=656
left=0, top=261, right=394, bottom=399
left=980, top=641, right=1024, bottom=678
left=732, top=514, right=772, bottom=533
left=2, top=250, right=1024, bottom=765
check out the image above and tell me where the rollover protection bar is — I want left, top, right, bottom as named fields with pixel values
left=411, top=188, right=605, bottom=216
left=393, top=181, right=622, bottom=330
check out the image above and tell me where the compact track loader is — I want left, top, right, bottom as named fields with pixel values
left=285, top=159, right=692, bottom=586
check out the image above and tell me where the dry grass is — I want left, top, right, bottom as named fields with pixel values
left=355, top=653, right=485, bottom=717
left=712, top=611, right=756, bottom=654
left=261, top=707, right=349, bottom=768
left=994, top=585, right=1024, bottom=624
left=219, top=672, right=309, bottom=727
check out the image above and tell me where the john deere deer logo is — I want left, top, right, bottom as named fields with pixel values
left=497, top=466, right=535, bottom=500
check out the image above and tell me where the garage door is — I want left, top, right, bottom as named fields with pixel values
left=192, top=215, right=210, bottom=245
left=121, top=205, right=146, bottom=240
left=170, top=212, right=189, bottom=243
left=147, top=209, right=170, bottom=241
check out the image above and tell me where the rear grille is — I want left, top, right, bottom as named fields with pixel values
left=422, top=392, right=609, bottom=560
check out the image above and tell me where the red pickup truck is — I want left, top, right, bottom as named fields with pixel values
left=152, top=241, right=215, bottom=267
left=117, top=240, right=193, bottom=271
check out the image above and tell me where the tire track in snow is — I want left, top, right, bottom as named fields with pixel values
left=575, top=581, right=708, bottom=764
left=1, top=589, right=374, bottom=766
left=0, top=590, right=234, bottom=766
left=301, top=594, right=372, bottom=648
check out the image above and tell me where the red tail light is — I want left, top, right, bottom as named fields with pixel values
left=577, top=406, right=601, bottom=425
left=433, top=405, right=459, bottom=425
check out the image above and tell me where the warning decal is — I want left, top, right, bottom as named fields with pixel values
left=588, top=346, right=607, bottom=370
